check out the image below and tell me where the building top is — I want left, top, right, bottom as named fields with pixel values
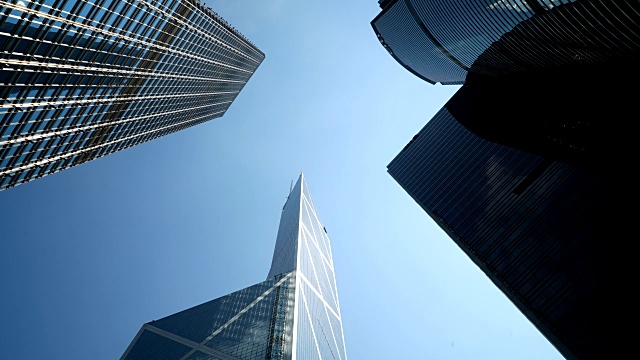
left=121, top=173, right=347, bottom=359
left=199, top=1, right=265, bottom=57
left=378, top=0, right=397, bottom=9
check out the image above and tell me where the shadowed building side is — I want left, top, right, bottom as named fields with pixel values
left=376, top=2, right=634, bottom=358
left=372, top=0, right=640, bottom=84
left=388, top=108, right=623, bottom=360
left=445, top=60, right=635, bottom=176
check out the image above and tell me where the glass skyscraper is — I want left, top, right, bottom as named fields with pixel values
left=121, top=174, right=348, bottom=360
left=371, top=0, right=639, bottom=84
left=374, top=1, right=635, bottom=359
left=387, top=100, right=625, bottom=360
left=0, top=0, right=264, bottom=191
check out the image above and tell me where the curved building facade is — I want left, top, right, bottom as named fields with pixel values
left=372, top=0, right=640, bottom=84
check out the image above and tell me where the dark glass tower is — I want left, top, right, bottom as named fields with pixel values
left=387, top=102, right=625, bottom=360
left=375, top=2, right=635, bottom=358
left=372, top=0, right=640, bottom=85
left=0, top=0, right=264, bottom=191
left=121, top=174, right=348, bottom=360
left=371, top=0, right=639, bottom=164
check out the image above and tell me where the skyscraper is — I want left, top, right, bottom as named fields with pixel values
left=387, top=101, right=624, bottom=360
left=0, top=0, right=264, bottom=191
left=372, top=0, right=640, bottom=85
left=374, top=2, right=634, bottom=358
left=120, top=174, right=348, bottom=360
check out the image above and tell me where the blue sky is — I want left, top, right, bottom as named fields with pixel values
left=0, top=1, right=564, bottom=359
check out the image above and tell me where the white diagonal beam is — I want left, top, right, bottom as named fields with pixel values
left=145, top=324, right=240, bottom=360
left=178, top=271, right=294, bottom=360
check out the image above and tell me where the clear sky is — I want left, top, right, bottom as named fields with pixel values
left=0, top=1, right=564, bottom=359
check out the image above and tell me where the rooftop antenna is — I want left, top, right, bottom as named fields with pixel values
left=283, top=179, right=293, bottom=212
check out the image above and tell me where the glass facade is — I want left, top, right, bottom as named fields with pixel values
left=274, top=174, right=346, bottom=360
left=122, top=273, right=296, bottom=360
left=0, top=0, right=264, bottom=191
left=370, top=0, right=466, bottom=85
left=122, top=174, right=348, bottom=360
left=376, top=1, right=635, bottom=359
left=387, top=107, right=623, bottom=360
left=371, top=0, right=640, bottom=84
left=443, top=59, right=634, bottom=175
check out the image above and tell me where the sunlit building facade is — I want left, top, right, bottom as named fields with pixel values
left=0, top=0, right=264, bottom=191
left=121, top=174, right=348, bottom=360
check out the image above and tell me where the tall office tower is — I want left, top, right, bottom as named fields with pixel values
left=387, top=100, right=625, bottom=359
left=0, top=0, right=264, bottom=191
left=121, top=174, right=348, bottom=360
left=371, top=0, right=640, bottom=85
left=375, top=3, right=634, bottom=358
